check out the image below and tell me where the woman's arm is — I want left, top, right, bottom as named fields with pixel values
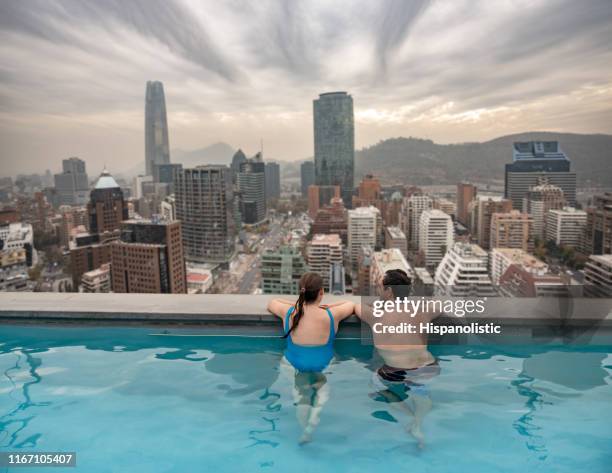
left=266, top=298, right=295, bottom=319
left=325, top=300, right=356, bottom=322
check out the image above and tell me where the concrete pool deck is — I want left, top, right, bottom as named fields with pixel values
left=0, top=293, right=610, bottom=328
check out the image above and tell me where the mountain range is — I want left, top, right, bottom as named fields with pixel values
left=355, top=132, right=612, bottom=187
left=124, top=132, right=611, bottom=187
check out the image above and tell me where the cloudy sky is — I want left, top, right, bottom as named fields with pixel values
left=1, top=0, right=611, bottom=177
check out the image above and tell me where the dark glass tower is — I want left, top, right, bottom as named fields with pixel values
left=313, top=92, right=354, bottom=208
left=145, top=81, right=170, bottom=178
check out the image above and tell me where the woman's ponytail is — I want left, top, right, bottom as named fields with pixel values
left=283, top=273, right=323, bottom=338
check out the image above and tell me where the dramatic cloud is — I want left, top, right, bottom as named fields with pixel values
left=0, top=0, right=611, bottom=176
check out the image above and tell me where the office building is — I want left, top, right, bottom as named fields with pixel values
left=352, top=174, right=383, bottom=211
left=384, top=226, right=408, bottom=257
left=546, top=207, right=587, bottom=248
left=308, top=184, right=341, bottom=219
left=314, top=91, right=355, bottom=207
left=160, top=195, right=176, bottom=221
left=523, top=181, right=565, bottom=239
left=88, top=169, right=129, bottom=234
left=311, top=197, right=347, bottom=243
left=81, top=263, right=111, bottom=293
left=584, top=193, right=612, bottom=255
left=434, top=243, right=496, bottom=297
left=490, top=211, right=534, bottom=253
left=156, top=163, right=182, bottom=193
left=584, top=255, right=612, bottom=297
left=174, top=165, right=236, bottom=264
left=399, top=194, right=433, bottom=249
left=110, top=218, right=186, bottom=294
left=505, top=141, right=576, bottom=209
left=54, top=157, right=89, bottom=206
left=370, top=248, right=413, bottom=297
left=145, top=81, right=170, bottom=178
left=265, top=161, right=281, bottom=200
left=237, top=153, right=266, bottom=225
left=307, top=233, right=343, bottom=288
left=473, top=196, right=513, bottom=249
left=457, top=183, right=477, bottom=225
left=301, top=161, right=315, bottom=197
left=132, top=175, right=153, bottom=200
left=261, top=245, right=309, bottom=294
left=419, top=210, right=454, bottom=268
left=348, top=206, right=379, bottom=269
left=231, top=149, right=247, bottom=184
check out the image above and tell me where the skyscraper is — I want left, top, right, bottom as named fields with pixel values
left=313, top=92, right=355, bottom=208
left=307, top=233, right=343, bottom=289
left=54, top=157, right=89, bottom=206
left=301, top=161, right=315, bottom=197
left=264, top=161, right=281, bottom=200
left=505, top=142, right=576, bottom=209
left=174, top=165, right=236, bottom=264
left=348, top=206, right=379, bottom=269
left=237, top=152, right=266, bottom=225
left=145, top=81, right=170, bottom=178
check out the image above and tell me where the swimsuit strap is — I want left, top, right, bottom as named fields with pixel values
left=284, top=306, right=295, bottom=335
left=325, top=308, right=336, bottom=344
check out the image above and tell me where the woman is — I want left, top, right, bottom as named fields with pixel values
left=267, top=272, right=354, bottom=443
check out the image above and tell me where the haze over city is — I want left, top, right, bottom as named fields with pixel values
left=1, top=0, right=612, bottom=176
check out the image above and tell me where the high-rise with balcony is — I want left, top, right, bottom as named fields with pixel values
left=472, top=196, right=513, bottom=249
left=546, top=207, right=587, bottom=249
left=370, top=248, right=413, bottom=297
left=434, top=242, right=496, bottom=297
left=314, top=92, right=354, bottom=208
left=174, top=166, right=236, bottom=264
left=145, top=81, right=170, bottom=178
left=54, top=157, right=89, bottom=206
left=307, top=233, right=343, bottom=288
left=419, top=209, right=454, bottom=268
left=348, top=206, right=379, bottom=269
left=505, top=141, right=576, bottom=209
left=399, top=194, right=433, bottom=249
left=490, top=211, right=534, bottom=253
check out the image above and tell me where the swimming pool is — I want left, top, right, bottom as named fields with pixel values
left=1, top=325, right=611, bottom=473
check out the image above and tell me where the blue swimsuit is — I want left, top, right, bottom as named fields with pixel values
left=284, top=306, right=336, bottom=372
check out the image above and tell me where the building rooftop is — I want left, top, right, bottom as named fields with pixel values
left=386, top=226, right=406, bottom=239
left=493, top=248, right=548, bottom=271
left=512, top=141, right=568, bottom=162
left=310, top=233, right=342, bottom=245
left=451, top=242, right=488, bottom=258
left=588, top=254, right=612, bottom=266
left=94, top=169, right=120, bottom=189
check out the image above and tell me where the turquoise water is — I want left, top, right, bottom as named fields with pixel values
left=1, top=326, right=611, bottom=473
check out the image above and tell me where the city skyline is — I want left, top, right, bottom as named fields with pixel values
left=1, top=0, right=612, bottom=177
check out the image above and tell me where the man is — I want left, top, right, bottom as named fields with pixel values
left=355, top=269, right=440, bottom=448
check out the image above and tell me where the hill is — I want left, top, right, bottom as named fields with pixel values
left=355, top=132, right=612, bottom=187
left=172, top=142, right=235, bottom=167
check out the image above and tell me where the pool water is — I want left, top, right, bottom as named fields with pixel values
left=1, top=326, right=611, bottom=473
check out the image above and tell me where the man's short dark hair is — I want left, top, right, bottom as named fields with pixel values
left=382, top=269, right=412, bottom=298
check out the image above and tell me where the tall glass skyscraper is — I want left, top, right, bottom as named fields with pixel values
left=145, top=81, right=170, bottom=178
left=313, top=92, right=354, bottom=208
